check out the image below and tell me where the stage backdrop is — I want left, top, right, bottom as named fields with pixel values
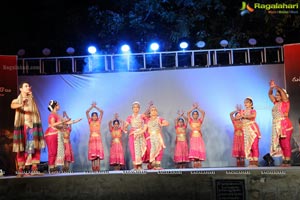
left=18, top=64, right=293, bottom=171
left=0, top=55, right=18, bottom=175
left=284, top=43, right=300, bottom=146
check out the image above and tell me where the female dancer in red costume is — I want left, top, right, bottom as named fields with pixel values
left=108, top=113, right=125, bottom=170
left=269, top=80, right=293, bottom=167
left=125, top=101, right=147, bottom=170
left=187, top=103, right=206, bottom=168
left=230, top=109, right=245, bottom=167
left=145, top=105, right=169, bottom=170
left=86, top=102, right=104, bottom=172
left=174, top=110, right=189, bottom=168
left=45, top=100, right=80, bottom=173
left=239, top=97, right=261, bottom=167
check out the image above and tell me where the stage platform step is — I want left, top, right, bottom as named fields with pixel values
left=1, top=167, right=300, bottom=200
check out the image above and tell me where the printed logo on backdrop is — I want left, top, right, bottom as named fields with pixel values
left=292, top=76, right=300, bottom=85
left=240, top=1, right=299, bottom=15
left=0, top=86, right=12, bottom=97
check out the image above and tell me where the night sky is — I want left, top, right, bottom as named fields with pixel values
left=1, top=1, right=99, bottom=56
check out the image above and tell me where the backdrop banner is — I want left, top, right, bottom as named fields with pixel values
left=0, top=55, right=18, bottom=175
left=284, top=43, right=300, bottom=162
left=18, top=64, right=288, bottom=170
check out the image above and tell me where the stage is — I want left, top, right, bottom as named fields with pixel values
left=1, top=167, right=300, bottom=200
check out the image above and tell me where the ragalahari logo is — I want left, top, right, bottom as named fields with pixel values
left=240, top=2, right=255, bottom=16
left=240, top=1, right=299, bottom=15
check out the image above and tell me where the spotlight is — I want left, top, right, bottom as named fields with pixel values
left=196, top=41, right=206, bottom=48
left=219, top=40, right=228, bottom=48
left=275, top=37, right=284, bottom=45
left=66, top=47, right=75, bottom=55
left=150, top=42, right=159, bottom=51
left=87, top=46, right=97, bottom=54
left=17, top=49, right=26, bottom=57
left=248, top=38, right=257, bottom=46
left=121, top=44, right=130, bottom=53
left=179, top=42, right=189, bottom=50
left=263, top=153, right=274, bottom=166
left=42, top=48, right=51, bottom=56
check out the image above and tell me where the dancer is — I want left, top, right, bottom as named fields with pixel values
left=62, top=111, right=82, bottom=172
left=145, top=105, right=169, bottom=170
left=230, top=108, right=245, bottom=167
left=187, top=103, right=206, bottom=168
left=239, top=97, right=261, bottom=167
left=174, top=110, right=189, bottom=168
left=11, top=82, right=45, bottom=176
left=86, top=102, right=104, bottom=172
left=45, top=100, right=68, bottom=173
left=124, top=101, right=147, bottom=170
left=142, top=101, right=154, bottom=169
left=45, top=100, right=81, bottom=173
left=269, top=80, right=293, bottom=167
left=108, top=113, right=125, bottom=170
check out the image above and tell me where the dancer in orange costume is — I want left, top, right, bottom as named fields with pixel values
left=86, top=102, right=104, bottom=172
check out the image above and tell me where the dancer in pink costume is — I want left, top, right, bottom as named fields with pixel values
left=45, top=100, right=80, bottom=173
left=174, top=110, right=189, bottom=168
left=268, top=80, right=293, bottom=167
left=62, top=111, right=82, bottom=172
left=230, top=108, right=245, bottom=167
left=108, top=113, right=125, bottom=170
left=125, top=101, right=147, bottom=170
left=187, top=103, right=206, bottom=168
left=239, top=97, right=261, bottom=167
left=86, top=102, right=104, bottom=172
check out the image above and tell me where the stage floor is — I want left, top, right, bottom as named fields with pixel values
left=1, top=167, right=300, bottom=200
left=0, top=166, right=297, bottom=179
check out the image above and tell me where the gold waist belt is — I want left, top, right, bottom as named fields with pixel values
left=191, top=131, right=201, bottom=137
left=149, top=130, right=159, bottom=135
left=243, top=121, right=255, bottom=126
left=176, top=134, right=186, bottom=141
left=91, top=132, right=100, bottom=137
left=112, top=138, right=121, bottom=143
left=64, top=138, right=70, bottom=143
left=273, top=117, right=285, bottom=123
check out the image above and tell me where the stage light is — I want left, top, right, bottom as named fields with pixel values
left=42, top=48, right=51, bottom=56
left=121, top=44, right=130, bottom=53
left=219, top=40, right=228, bottom=48
left=66, top=47, right=75, bottom=55
left=179, top=42, right=189, bottom=50
left=263, top=153, right=274, bottom=166
left=150, top=42, right=159, bottom=52
left=196, top=41, right=206, bottom=48
left=87, top=46, right=97, bottom=54
left=248, top=38, right=257, bottom=46
left=17, top=49, right=25, bottom=57
left=275, top=37, right=284, bottom=45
